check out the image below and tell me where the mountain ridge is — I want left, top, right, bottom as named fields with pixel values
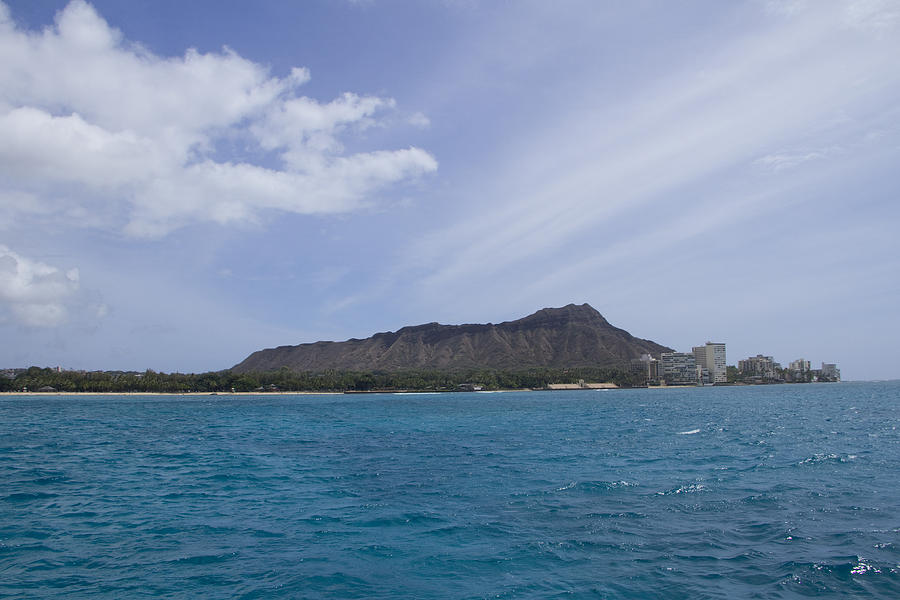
left=232, top=304, right=672, bottom=373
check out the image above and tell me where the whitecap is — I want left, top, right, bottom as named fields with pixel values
left=677, top=428, right=700, bottom=435
left=657, top=482, right=706, bottom=495
left=798, top=453, right=841, bottom=465
left=851, top=557, right=882, bottom=575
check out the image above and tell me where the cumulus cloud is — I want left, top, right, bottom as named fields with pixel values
left=0, top=107, right=164, bottom=187
left=0, top=0, right=437, bottom=237
left=123, top=148, right=437, bottom=236
left=0, top=246, right=80, bottom=327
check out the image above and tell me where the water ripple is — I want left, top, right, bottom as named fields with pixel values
left=2, top=383, right=899, bottom=598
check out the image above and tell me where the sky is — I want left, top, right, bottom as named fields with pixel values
left=1, top=0, right=898, bottom=380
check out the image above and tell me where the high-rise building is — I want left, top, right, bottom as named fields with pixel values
left=693, top=342, right=726, bottom=384
left=819, top=363, right=841, bottom=382
left=789, top=359, right=810, bottom=372
left=630, top=353, right=660, bottom=384
left=660, top=352, right=698, bottom=385
left=692, top=346, right=706, bottom=381
left=787, top=358, right=812, bottom=382
left=738, top=355, right=777, bottom=380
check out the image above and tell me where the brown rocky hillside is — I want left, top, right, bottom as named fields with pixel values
left=232, top=304, right=672, bottom=373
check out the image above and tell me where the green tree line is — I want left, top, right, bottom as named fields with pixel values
left=1, top=365, right=643, bottom=393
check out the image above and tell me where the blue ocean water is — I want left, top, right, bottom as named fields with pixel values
left=2, top=383, right=899, bottom=599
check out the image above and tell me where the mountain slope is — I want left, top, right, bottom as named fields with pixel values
left=232, top=304, right=671, bottom=373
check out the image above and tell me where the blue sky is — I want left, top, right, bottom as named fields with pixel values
left=1, top=0, right=898, bottom=380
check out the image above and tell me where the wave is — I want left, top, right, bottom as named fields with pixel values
left=657, top=482, right=707, bottom=495
left=556, top=480, right=638, bottom=492
left=796, top=453, right=857, bottom=466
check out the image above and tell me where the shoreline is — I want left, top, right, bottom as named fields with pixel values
left=0, top=391, right=345, bottom=396
left=0, top=386, right=582, bottom=396
left=0, top=381, right=848, bottom=397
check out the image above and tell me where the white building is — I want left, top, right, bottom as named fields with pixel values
left=693, top=342, right=726, bottom=384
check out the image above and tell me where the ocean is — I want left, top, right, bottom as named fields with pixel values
left=2, top=383, right=898, bottom=598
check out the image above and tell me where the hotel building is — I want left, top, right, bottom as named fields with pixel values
left=692, top=342, right=727, bottom=384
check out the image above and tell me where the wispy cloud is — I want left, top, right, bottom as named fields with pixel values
left=383, top=0, right=900, bottom=314
left=754, top=148, right=837, bottom=172
left=844, top=0, right=900, bottom=33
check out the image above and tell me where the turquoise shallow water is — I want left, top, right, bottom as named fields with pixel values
left=2, top=383, right=899, bottom=598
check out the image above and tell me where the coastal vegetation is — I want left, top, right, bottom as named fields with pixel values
left=1, top=366, right=643, bottom=394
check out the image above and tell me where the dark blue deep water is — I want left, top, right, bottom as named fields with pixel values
left=2, top=383, right=899, bottom=598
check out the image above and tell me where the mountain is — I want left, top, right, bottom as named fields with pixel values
left=232, top=304, right=672, bottom=373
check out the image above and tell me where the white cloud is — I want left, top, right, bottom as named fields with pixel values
left=408, top=112, right=431, bottom=128
left=254, top=92, right=392, bottom=157
left=123, top=148, right=437, bottom=236
left=0, top=107, right=165, bottom=187
left=0, top=246, right=80, bottom=327
left=0, top=0, right=436, bottom=237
